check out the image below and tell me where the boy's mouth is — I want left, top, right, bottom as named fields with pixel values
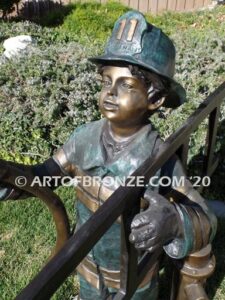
left=103, top=100, right=119, bottom=111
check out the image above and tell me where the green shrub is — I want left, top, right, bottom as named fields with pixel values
left=0, top=21, right=68, bottom=47
left=59, top=1, right=129, bottom=44
left=0, top=39, right=101, bottom=163
left=0, top=4, right=224, bottom=166
left=0, top=4, right=225, bottom=300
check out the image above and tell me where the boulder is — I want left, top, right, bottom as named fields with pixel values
left=3, top=35, right=33, bottom=59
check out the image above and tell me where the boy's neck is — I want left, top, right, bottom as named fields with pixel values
left=108, top=121, right=149, bottom=142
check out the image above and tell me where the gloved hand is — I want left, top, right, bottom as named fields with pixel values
left=0, top=159, right=33, bottom=201
left=0, top=182, right=16, bottom=200
left=0, top=158, right=63, bottom=201
left=129, top=191, right=183, bottom=253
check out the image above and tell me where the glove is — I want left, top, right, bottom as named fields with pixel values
left=129, top=191, right=183, bottom=253
left=0, top=182, right=15, bottom=200
left=0, top=159, right=33, bottom=201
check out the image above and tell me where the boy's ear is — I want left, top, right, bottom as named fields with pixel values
left=147, top=92, right=166, bottom=111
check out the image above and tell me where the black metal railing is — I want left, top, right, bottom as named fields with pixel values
left=2, top=82, right=225, bottom=300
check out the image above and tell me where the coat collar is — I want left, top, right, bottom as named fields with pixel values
left=73, top=119, right=159, bottom=178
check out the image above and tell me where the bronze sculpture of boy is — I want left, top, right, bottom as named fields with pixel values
left=0, top=11, right=217, bottom=300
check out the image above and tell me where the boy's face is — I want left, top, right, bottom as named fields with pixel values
left=99, top=66, right=150, bottom=127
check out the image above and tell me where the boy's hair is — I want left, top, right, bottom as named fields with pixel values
left=128, top=65, right=170, bottom=103
left=98, top=63, right=170, bottom=104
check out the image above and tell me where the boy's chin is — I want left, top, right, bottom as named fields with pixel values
left=101, top=110, right=119, bottom=120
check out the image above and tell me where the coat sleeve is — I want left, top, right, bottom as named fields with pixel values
left=157, top=156, right=217, bottom=259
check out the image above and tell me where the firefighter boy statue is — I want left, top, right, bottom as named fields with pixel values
left=0, top=11, right=217, bottom=300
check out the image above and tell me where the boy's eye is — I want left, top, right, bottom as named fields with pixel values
left=121, top=82, right=134, bottom=90
left=102, top=79, right=112, bottom=87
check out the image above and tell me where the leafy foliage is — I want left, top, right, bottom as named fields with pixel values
left=58, top=1, right=129, bottom=44
left=0, top=3, right=225, bottom=300
left=0, top=5, right=224, bottom=164
left=0, top=25, right=101, bottom=162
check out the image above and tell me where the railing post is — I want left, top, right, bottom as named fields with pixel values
left=176, top=138, right=190, bottom=170
left=204, top=107, right=220, bottom=177
left=117, top=199, right=140, bottom=299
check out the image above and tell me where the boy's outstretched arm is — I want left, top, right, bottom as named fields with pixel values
left=0, top=157, right=63, bottom=201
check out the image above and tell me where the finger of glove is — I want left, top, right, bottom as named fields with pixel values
left=134, top=236, right=159, bottom=251
left=147, top=243, right=162, bottom=254
left=129, top=224, right=155, bottom=243
left=131, top=214, right=149, bottom=229
left=133, top=232, right=163, bottom=251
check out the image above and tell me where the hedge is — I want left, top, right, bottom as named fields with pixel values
left=0, top=3, right=225, bottom=299
left=0, top=3, right=224, bottom=166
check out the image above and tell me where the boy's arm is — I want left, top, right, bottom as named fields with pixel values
left=0, top=157, right=64, bottom=201
left=163, top=157, right=217, bottom=257
left=165, top=173, right=217, bottom=258
left=130, top=157, right=217, bottom=259
left=0, top=124, right=79, bottom=201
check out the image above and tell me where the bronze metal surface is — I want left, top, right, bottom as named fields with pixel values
left=77, top=260, right=120, bottom=289
left=76, top=186, right=100, bottom=212
left=172, top=245, right=215, bottom=300
left=76, top=255, right=156, bottom=290
left=99, top=66, right=164, bottom=140
left=182, top=206, right=203, bottom=251
left=54, top=148, right=77, bottom=176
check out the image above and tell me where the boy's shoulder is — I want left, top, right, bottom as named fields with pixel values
left=76, top=118, right=105, bottom=132
left=69, top=118, right=105, bottom=140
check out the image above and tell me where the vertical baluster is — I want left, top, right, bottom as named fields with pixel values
left=176, top=139, right=190, bottom=171
left=204, top=107, right=219, bottom=176
left=114, top=197, right=140, bottom=300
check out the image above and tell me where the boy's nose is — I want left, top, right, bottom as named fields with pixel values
left=107, top=84, right=117, bottom=96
